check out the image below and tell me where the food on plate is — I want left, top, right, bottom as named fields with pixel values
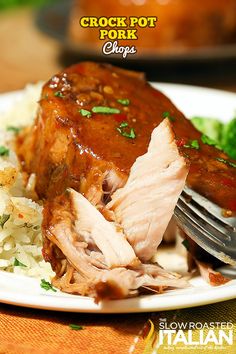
left=1, top=63, right=235, bottom=300
left=69, top=0, right=236, bottom=53
left=192, top=115, right=236, bottom=160
left=14, top=62, right=236, bottom=299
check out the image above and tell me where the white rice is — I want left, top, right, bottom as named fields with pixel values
left=0, top=83, right=54, bottom=279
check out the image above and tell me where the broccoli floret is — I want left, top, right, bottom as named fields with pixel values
left=191, top=117, right=223, bottom=142
left=191, top=116, right=236, bottom=160
left=221, top=118, right=236, bottom=160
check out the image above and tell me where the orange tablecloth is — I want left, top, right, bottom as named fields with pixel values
left=0, top=304, right=147, bottom=354
left=1, top=299, right=236, bottom=354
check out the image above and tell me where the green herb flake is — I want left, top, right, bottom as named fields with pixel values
left=92, top=106, right=120, bottom=114
left=117, top=127, right=136, bottom=139
left=119, top=121, right=128, bottom=128
left=184, top=139, right=200, bottom=150
left=182, top=239, right=189, bottom=251
left=7, top=126, right=21, bottom=134
left=54, top=91, right=65, bottom=98
left=79, top=109, right=92, bottom=118
left=0, top=214, right=10, bottom=228
left=216, top=157, right=236, bottom=168
left=69, top=324, right=84, bottom=331
left=0, top=146, right=9, bottom=156
left=14, top=258, right=27, bottom=267
left=117, top=121, right=136, bottom=139
left=117, top=98, right=130, bottom=106
left=162, top=111, right=175, bottom=122
left=40, top=279, right=57, bottom=292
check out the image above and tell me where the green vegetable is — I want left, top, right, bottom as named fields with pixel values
left=119, top=121, right=128, bottom=128
left=0, top=214, right=10, bottom=228
left=92, top=106, right=120, bottom=114
left=14, top=258, right=27, bottom=267
left=117, top=122, right=136, bottom=139
left=192, top=115, right=236, bottom=161
left=0, top=146, right=9, bottom=156
left=118, top=128, right=136, bottom=139
left=7, top=126, right=21, bottom=134
left=40, top=279, right=57, bottom=292
left=69, top=324, right=84, bottom=330
left=162, top=111, right=175, bottom=122
left=191, top=117, right=223, bottom=142
left=201, top=134, right=220, bottom=148
left=221, top=118, right=236, bottom=160
left=79, top=109, right=92, bottom=118
left=117, top=98, right=130, bottom=106
left=216, top=158, right=236, bottom=169
left=54, top=91, right=64, bottom=98
left=184, top=139, right=200, bottom=150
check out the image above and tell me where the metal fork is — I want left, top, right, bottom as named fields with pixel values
left=174, top=186, right=236, bottom=266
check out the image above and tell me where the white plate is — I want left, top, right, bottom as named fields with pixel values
left=0, top=83, right=236, bottom=313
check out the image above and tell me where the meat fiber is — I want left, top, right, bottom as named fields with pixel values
left=43, top=188, right=189, bottom=300
left=107, top=119, right=188, bottom=261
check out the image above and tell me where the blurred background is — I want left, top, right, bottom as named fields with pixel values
left=1, top=0, right=236, bottom=93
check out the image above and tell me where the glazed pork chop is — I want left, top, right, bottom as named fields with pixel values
left=18, top=62, right=236, bottom=212
left=17, top=62, right=236, bottom=299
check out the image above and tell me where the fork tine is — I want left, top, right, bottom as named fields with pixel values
left=175, top=186, right=236, bottom=266
left=178, top=196, right=233, bottom=242
left=174, top=205, right=236, bottom=266
left=176, top=201, right=228, bottom=247
left=183, top=186, right=236, bottom=229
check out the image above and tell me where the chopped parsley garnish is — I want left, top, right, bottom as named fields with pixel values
left=79, top=109, right=92, bottom=118
left=0, top=214, right=10, bottom=228
left=201, top=134, right=221, bottom=149
left=117, top=121, right=136, bottom=139
left=7, top=126, right=21, bottom=134
left=119, top=121, right=128, bottom=128
left=184, top=139, right=200, bottom=150
left=117, top=98, right=130, bottom=106
left=120, top=128, right=136, bottom=139
left=14, top=258, right=27, bottom=267
left=92, top=106, right=120, bottom=114
left=162, top=111, right=175, bottom=122
left=0, top=146, right=9, bottom=156
left=216, top=157, right=236, bottom=168
left=40, top=279, right=57, bottom=292
left=54, top=91, right=65, bottom=98
left=182, top=239, right=190, bottom=251
left=69, top=324, right=84, bottom=330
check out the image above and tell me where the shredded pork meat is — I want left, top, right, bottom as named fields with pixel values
left=42, top=120, right=189, bottom=300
